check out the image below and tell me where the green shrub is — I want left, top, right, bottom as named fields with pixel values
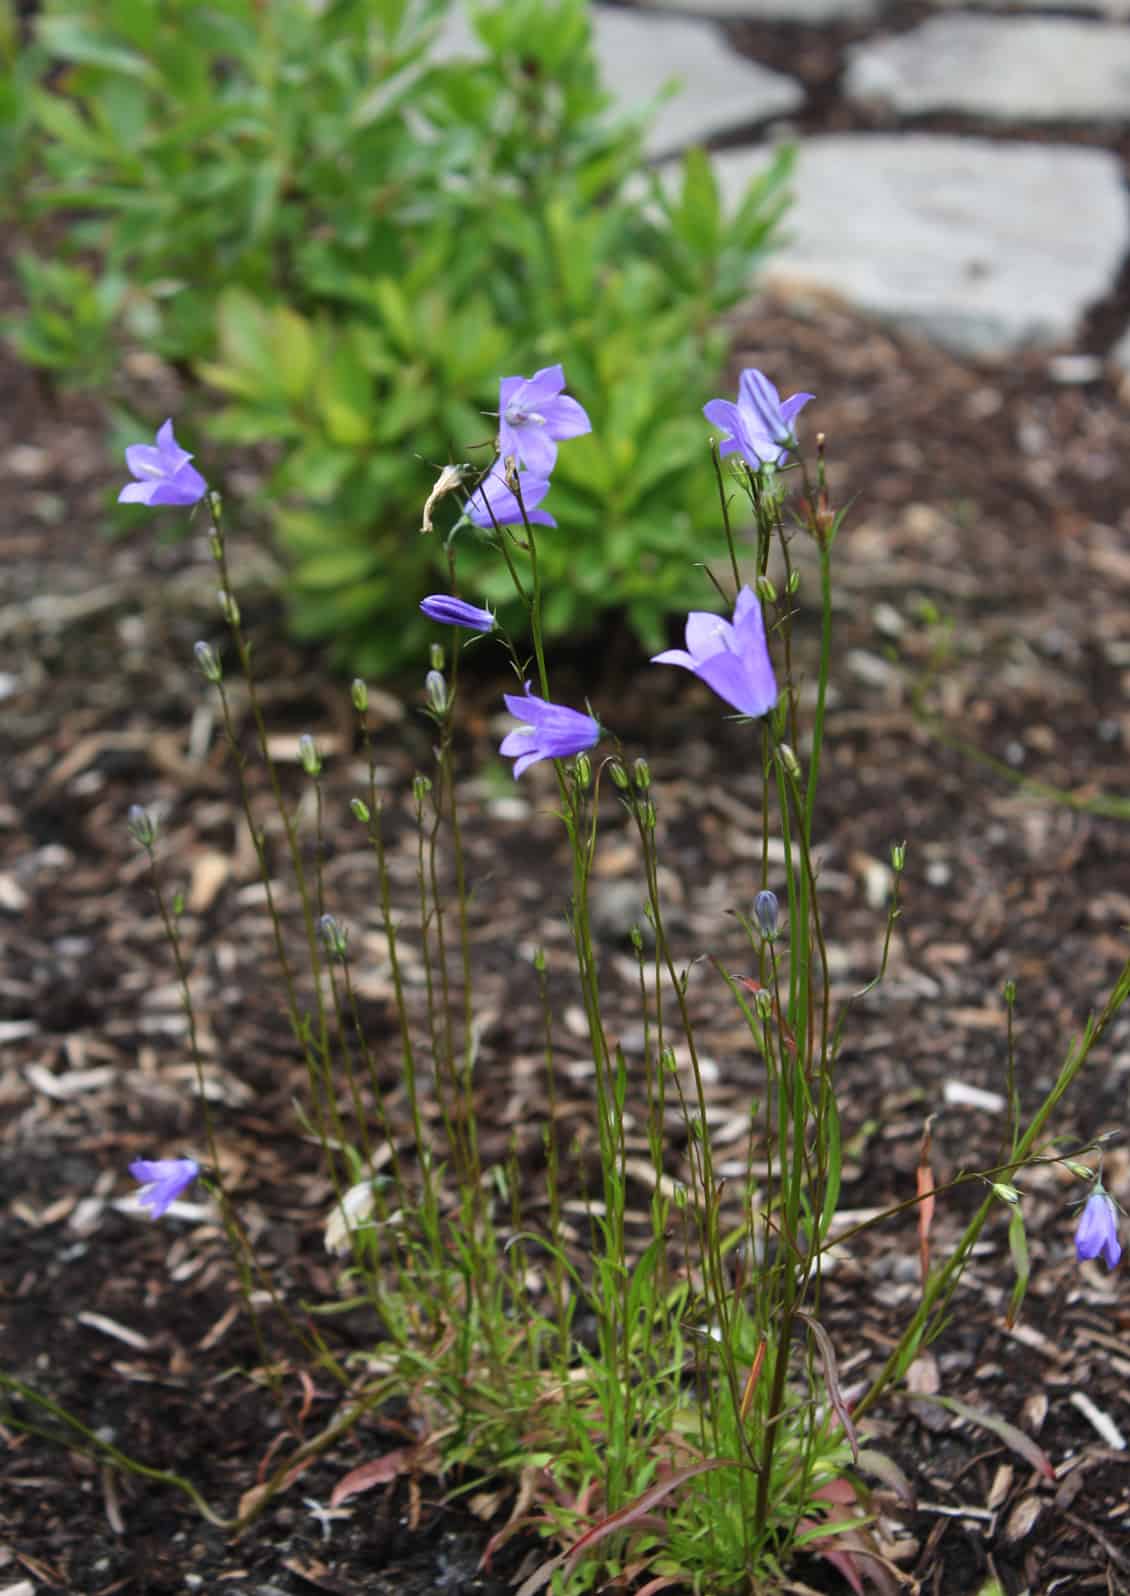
left=12, top=0, right=791, bottom=670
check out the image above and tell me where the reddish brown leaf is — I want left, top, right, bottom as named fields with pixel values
left=330, top=1446, right=415, bottom=1508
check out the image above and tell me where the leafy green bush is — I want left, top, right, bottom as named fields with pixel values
left=12, top=0, right=791, bottom=670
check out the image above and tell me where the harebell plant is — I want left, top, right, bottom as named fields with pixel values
left=5, top=366, right=1126, bottom=1595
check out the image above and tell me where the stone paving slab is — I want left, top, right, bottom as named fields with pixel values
left=431, top=4, right=803, bottom=158
left=707, top=136, right=1129, bottom=356
left=846, top=15, right=1130, bottom=120
left=638, top=0, right=877, bottom=20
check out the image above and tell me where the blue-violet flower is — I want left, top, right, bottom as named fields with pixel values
left=1074, top=1188, right=1121, bottom=1271
left=130, top=1157, right=201, bottom=1218
left=651, top=585, right=777, bottom=719
left=118, top=420, right=208, bottom=507
left=498, top=365, right=591, bottom=476
left=499, top=683, right=600, bottom=778
left=419, top=594, right=496, bottom=632
left=466, top=464, right=556, bottom=530
left=703, top=368, right=814, bottom=470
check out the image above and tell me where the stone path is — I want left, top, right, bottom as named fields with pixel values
left=433, top=0, right=1130, bottom=365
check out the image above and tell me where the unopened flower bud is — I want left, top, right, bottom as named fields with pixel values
left=633, top=757, right=651, bottom=790
left=350, top=797, right=371, bottom=824
left=778, top=743, right=801, bottom=780
left=318, top=913, right=349, bottom=960
left=298, top=733, right=322, bottom=777
left=193, top=640, right=222, bottom=683
left=413, top=773, right=432, bottom=802
left=755, top=574, right=777, bottom=605
left=641, top=800, right=657, bottom=831
left=991, top=1182, right=1021, bottom=1205
left=425, top=669, right=448, bottom=714
left=890, top=841, right=906, bottom=872
left=661, top=1047, right=678, bottom=1075
left=754, top=889, right=780, bottom=940
left=609, top=761, right=630, bottom=790
left=787, top=569, right=801, bottom=594
left=351, top=678, right=368, bottom=714
left=754, top=989, right=774, bottom=1020
left=532, top=946, right=546, bottom=973
left=1003, top=979, right=1017, bottom=1007
left=429, top=642, right=444, bottom=672
left=573, top=753, right=592, bottom=789
left=127, top=804, right=156, bottom=848
left=629, top=926, right=644, bottom=953
left=217, top=589, right=240, bottom=626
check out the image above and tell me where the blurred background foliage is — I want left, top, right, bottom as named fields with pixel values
left=3, top=0, right=791, bottom=672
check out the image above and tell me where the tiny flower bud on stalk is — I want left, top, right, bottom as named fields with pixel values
left=350, top=797, right=371, bottom=824
left=351, top=678, right=368, bottom=714
left=425, top=670, right=448, bottom=715
left=193, top=640, right=222, bottom=683
left=298, top=733, right=322, bottom=778
left=127, top=805, right=157, bottom=849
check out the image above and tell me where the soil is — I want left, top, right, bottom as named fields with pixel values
left=4, top=10, right=1130, bottom=1596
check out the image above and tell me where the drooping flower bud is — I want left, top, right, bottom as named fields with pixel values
left=754, top=889, right=780, bottom=940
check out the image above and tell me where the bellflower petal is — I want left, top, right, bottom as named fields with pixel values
left=129, top=1157, right=201, bottom=1218
left=499, top=683, right=600, bottom=778
left=466, top=464, right=556, bottom=529
left=703, top=369, right=813, bottom=469
left=118, top=419, right=208, bottom=508
left=419, top=594, right=496, bottom=632
left=651, top=585, right=777, bottom=719
left=497, top=364, right=592, bottom=475
left=1074, top=1189, right=1122, bottom=1270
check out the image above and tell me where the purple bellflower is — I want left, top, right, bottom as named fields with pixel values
left=129, top=1157, right=201, bottom=1218
left=118, top=420, right=208, bottom=507
left=499, top=683, right=600, bottom=778
left=466, top=464, right=556, bottom=530
left=651, top=585, right=777, bottom=719
left=419, top=594, right=495, bottom=633
left=703, top=368, right=814, bottom=470
left=1074, top=1188, right=1122, bottom=1271
left=498, top=364, right=591, bottom=476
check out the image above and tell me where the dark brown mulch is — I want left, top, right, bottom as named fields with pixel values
left=3, top=289, right=1129, bottom=1594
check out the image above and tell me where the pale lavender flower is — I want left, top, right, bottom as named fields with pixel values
left=498, top=365, right=591, bottom=476
left=118, top=420, right=207, bottom=507
left=419, top=595, right=495, bottom=632
left=651, top=585, right=777, bottom=719
left=129, top=1157, right=200, bottom=1218
left=703, top=369, right=814, bottom=470
left=466, top=464, right=555, bottom=530
left=1074, top=1188, right=1121, bottom=1270
left=499, top=683, right=600, bottom=778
